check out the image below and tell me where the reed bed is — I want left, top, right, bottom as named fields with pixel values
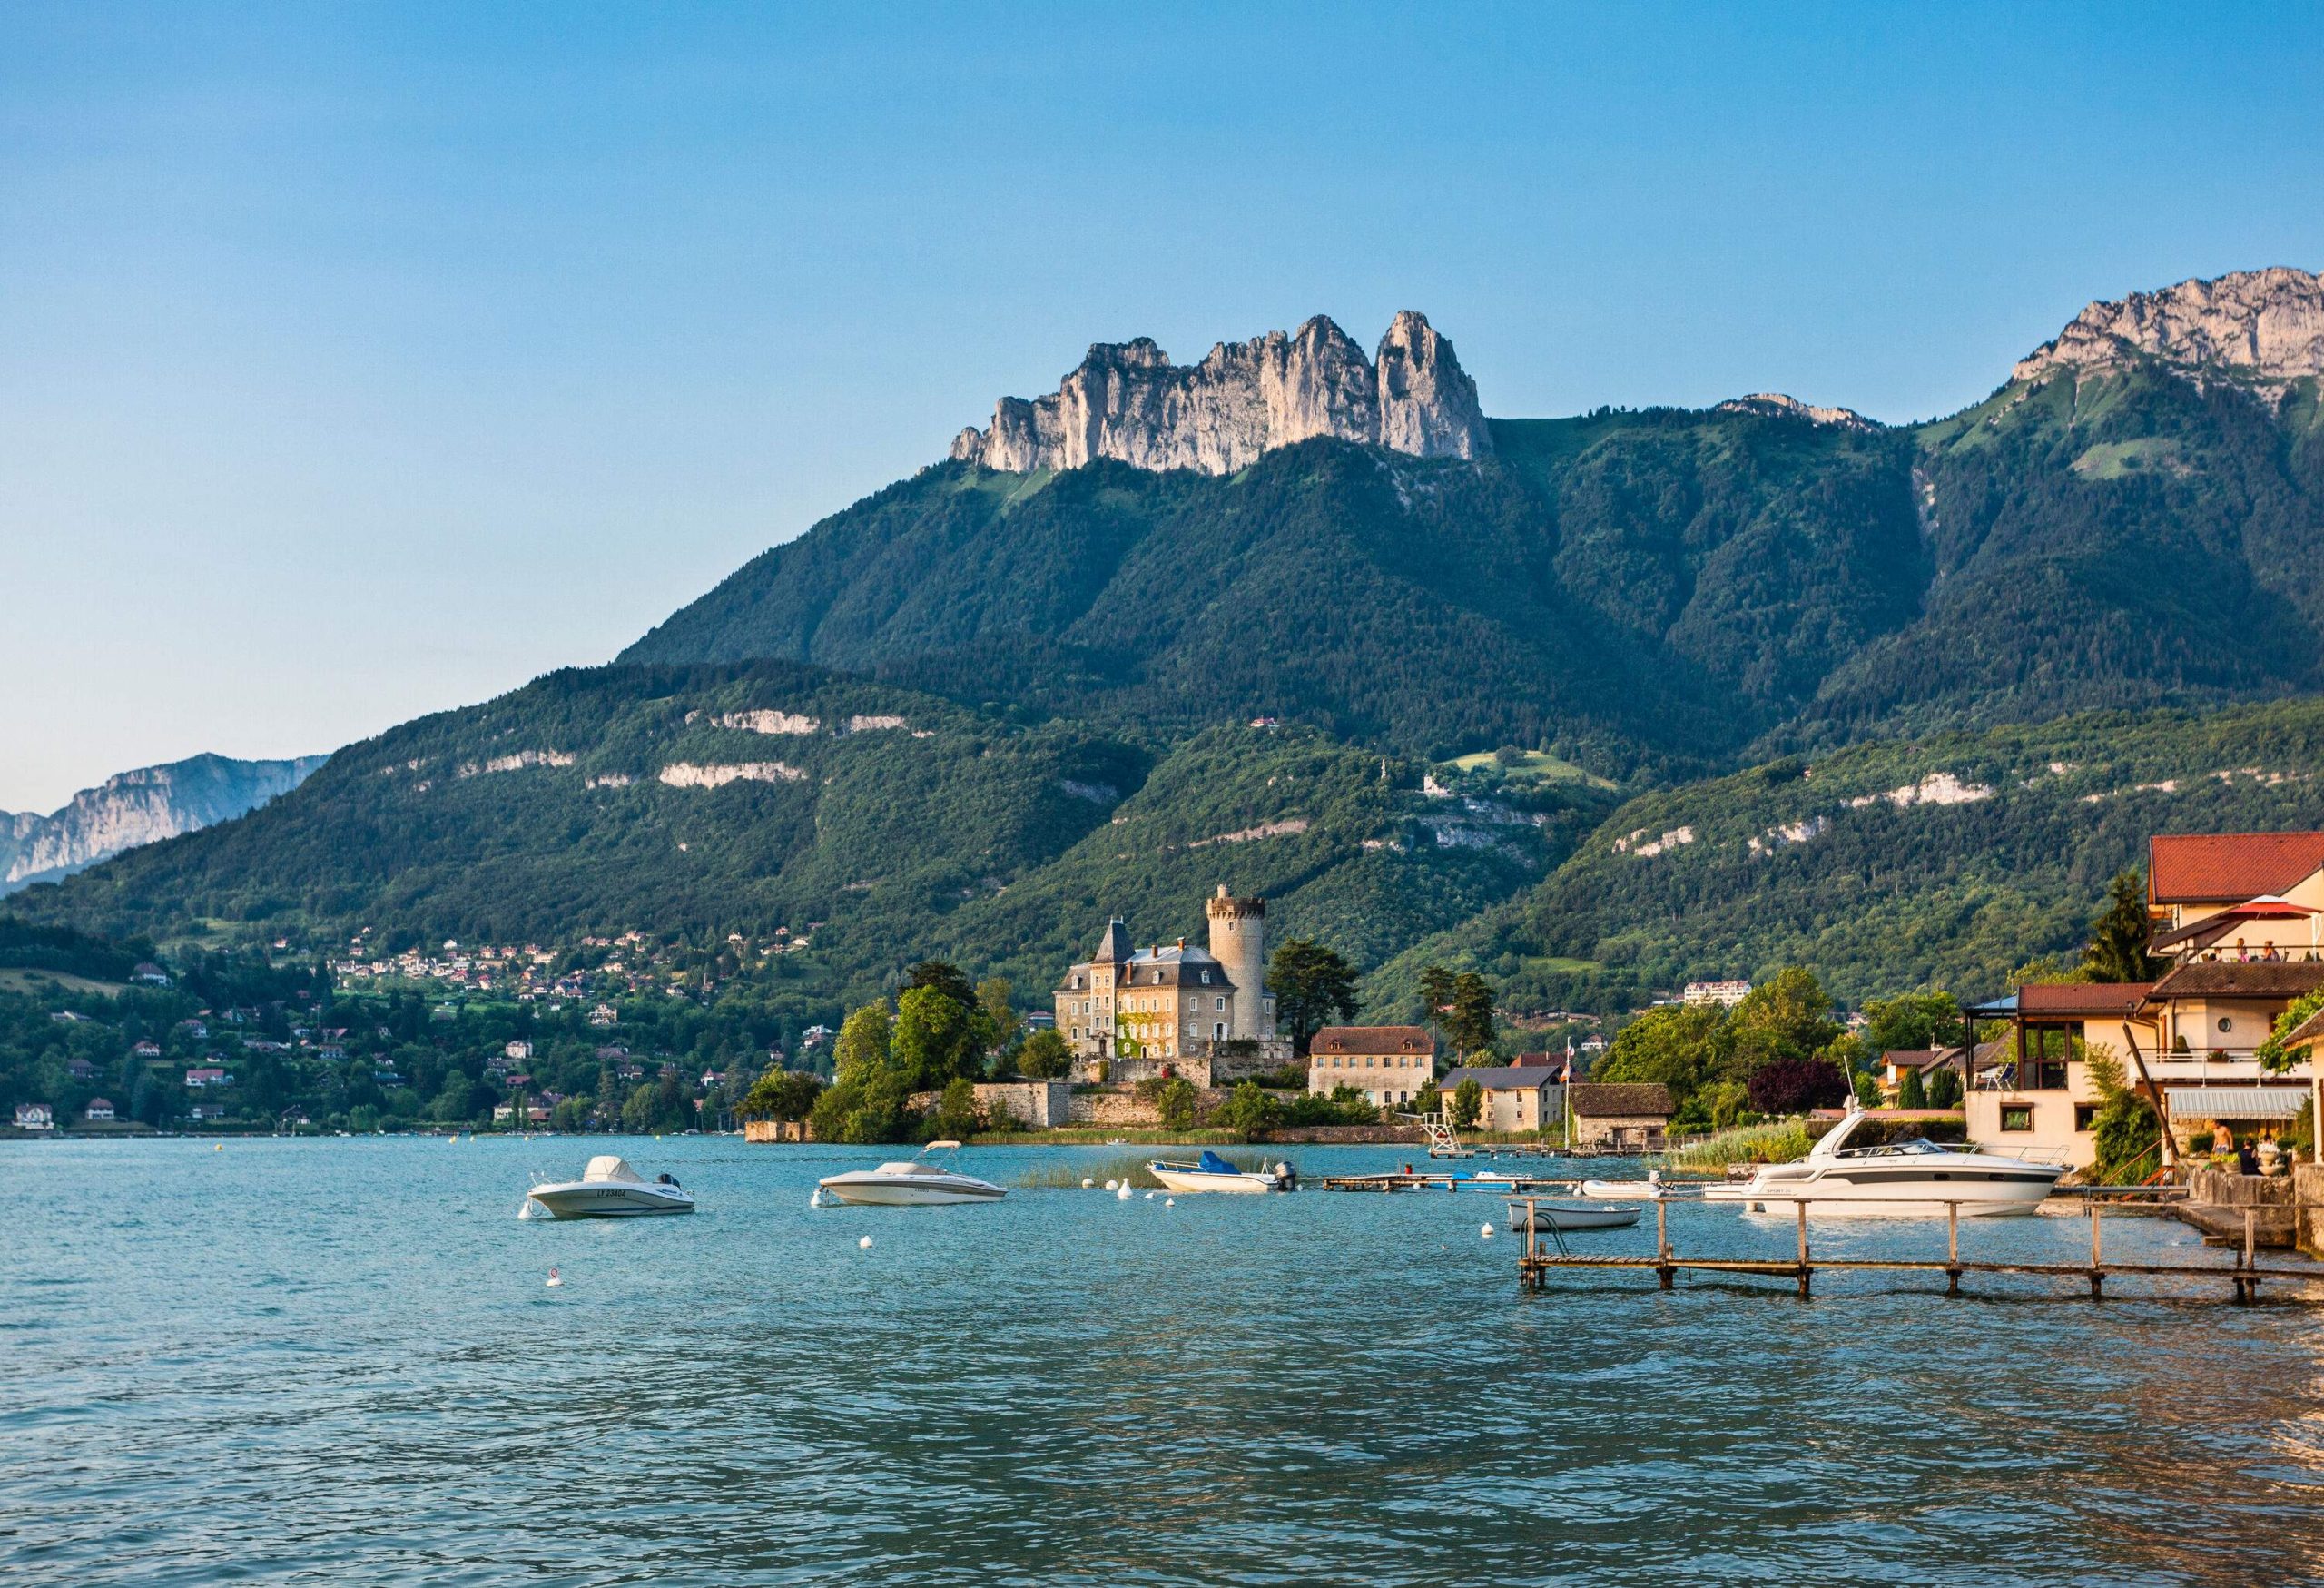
left=1665, top=1119, right=1812, bottom=1170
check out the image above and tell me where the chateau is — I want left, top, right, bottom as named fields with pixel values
left=1054, top=886, right=1287, bottom=1080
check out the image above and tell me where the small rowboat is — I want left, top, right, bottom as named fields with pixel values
left=1509, top=1202, right=1641, bottom=1232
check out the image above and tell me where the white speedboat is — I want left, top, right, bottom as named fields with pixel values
left=527, top=1156, right=695, bottom=1218
left=816, top=1141, right=1006, bottom=1206
left=1703, top=1101, right=2064, bottom=1218
left=1147, top=1150, right=1293, bottom=1194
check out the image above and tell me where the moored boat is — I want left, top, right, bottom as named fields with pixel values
left=816, top=1140, right=1007, bottom=1206
left=527, top=1156, right=695, bottom=1218
left=1147, top=1149, right=1294, bottom=1194
left=1702, top=1100, right=2064, bottom=1218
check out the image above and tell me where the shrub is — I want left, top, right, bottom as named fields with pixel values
left=1745, top=1057, right=1847, bottom=1116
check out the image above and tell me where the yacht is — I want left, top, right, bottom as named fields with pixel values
left=1146, top=1150, right=1294, bottom=1194
left=816, top=1141, right=1007, bottom=1206
left=527, top=1156, right=695, bottom=1218
left=1703, top=1101, right=2064, bottom=1217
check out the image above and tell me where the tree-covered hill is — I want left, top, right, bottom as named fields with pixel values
left=8, top=663, right=1616, bottom=1018
left=1386, top=697, right=2324, bottom=1014
left=621, top=370, right=2324, bottom=774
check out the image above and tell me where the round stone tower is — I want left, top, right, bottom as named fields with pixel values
left=1205, top=884, right=1270, bottom=1040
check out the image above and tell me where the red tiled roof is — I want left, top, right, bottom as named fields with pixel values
left=2018, top=981, right=2152, bottom=1016
left=2149, top=833, right=2324, bottom=904
left=1310, top=1025, right=1433, bottom=1056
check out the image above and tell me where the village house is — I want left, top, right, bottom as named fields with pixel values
left=84, top=1098, right=116, bottom=1122
left=1053, top=886, right=1287, bottom=1081
left=1683, top=980, right=1753, bottom=1009
left=132, top=1039, right=162, bottom=1060
left=1966, top=831, right=2324, bottom=1169
left=1438, top=1062, right=1562, bottom=1132
left=1567, top=1083, right=1674, bottom=1152
left=1309, top=1026, right=1436, bottom=1107
left=184, top=1067, right=232, bottom=1089
left=15, top=1102, right=55, bottom=1131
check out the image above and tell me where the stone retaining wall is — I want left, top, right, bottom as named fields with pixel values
left=2180, top=1166, right=2302, bottom=1248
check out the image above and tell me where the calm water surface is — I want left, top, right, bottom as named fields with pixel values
left=5, top=1136, right=2323, bottom=1586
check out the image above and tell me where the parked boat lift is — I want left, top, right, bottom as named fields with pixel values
left=1507, top=1192, right=2324, bottom=1305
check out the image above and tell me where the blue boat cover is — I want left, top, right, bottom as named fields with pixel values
left=1197, top=1149, right=1238, bottom=1176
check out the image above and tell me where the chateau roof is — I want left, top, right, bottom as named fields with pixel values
left=1118, top=942, right=1234, bottom=990
left=1312, top=1025, right=1433, bottom=1057
left=2149, top=833, right=2324, bottom=904
left=1087, top=918, right=1133, bottom=964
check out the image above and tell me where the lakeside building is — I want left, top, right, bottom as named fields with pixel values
left=1439, top=1063, right=1561, bottom=1131
left=1683, top=980, right=1753, bottom=1009
left=1965, top=829, right=2324, bottom=1169
left=1567, top=1084, right=1673, bottom=1151
left=15, top=1102, right=54, bottom=1130
left=84, top=1099, right=115, bottom=1122
left=1053, top=886, right=1287, bottom=1080
left=1309, top=1026, right=1435, bottom=1106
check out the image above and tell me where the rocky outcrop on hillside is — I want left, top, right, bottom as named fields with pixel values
left=950, top=311, right=1491, bottom=475
left=1715, top=392, right=1879, bottom=431
left=2013, top=266, right=2324, bottom=387
left=2, top=753, right=326, bottom=894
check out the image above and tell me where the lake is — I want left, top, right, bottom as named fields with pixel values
left=5, top=1135, right=2322, bottom=1585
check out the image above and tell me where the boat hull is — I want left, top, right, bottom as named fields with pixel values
left=1514, top=1204, right=1641, bottom=1231
left=1147, top=1166, right=1276, bottom=1195
left=817, top=1177, right=1005, bottom=1206
left=1703, top=1174, right=2059, bottom=1218
left=527, top=1184, right=694, bottom=1218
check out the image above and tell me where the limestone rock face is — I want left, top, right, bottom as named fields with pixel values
left=950, top=311, right=1491, bottom=475
left=2014, top=266, right=2324, bottom=386
left=1, top=752, right=327, bottom=894
left=1714, top=392, right=1879, bottom=432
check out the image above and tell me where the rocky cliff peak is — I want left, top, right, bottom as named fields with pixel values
left=2, top=752, right=327, bottom=894
left=950, top=311, right=1492, bottom=475
left=2013, top=266, right=2324, bottom=387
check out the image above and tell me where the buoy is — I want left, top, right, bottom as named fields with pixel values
left=546, top=1267, right=563, bottom=1287
left=1081, top=1178, right=1094, bottom=1189
left=213, top=1144, right=223, bottom=1152
left=858, top=1235, right=874, bottom=1250
left=810, top=1188, right=824, bottom=1208
left=1165, top=1198, right=1175, bottom=1207
left=1103, top=1179, right=1118, bottom=1191
left=1480, top=1223, right=1495, bottom=1239
left=1144, top=1191, right=1155, bottom=1200
left=1117, top=1182, right=1132, bottom=1200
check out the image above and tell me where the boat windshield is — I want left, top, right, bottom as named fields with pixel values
left=1833, top=1139, right=1957, bottom=1158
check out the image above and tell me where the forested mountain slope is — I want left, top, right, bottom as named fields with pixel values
left=1390, top=698, right=2324, bottom=1014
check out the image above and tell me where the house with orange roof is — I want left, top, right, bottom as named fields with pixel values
left=2146, top=831, right=2324, bottom=962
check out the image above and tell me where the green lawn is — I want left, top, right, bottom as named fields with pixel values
left=1443, top=749, right=1617, bottom=788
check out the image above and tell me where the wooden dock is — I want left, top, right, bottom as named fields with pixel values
left=1509, top=1196, right=2324, bottom=1305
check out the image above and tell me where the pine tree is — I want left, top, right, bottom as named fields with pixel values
left=2083, top=869, right=2160, bottom=983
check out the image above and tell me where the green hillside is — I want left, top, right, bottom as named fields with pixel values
left=1390, top=697, right=2324, bottom=1013
left=625, top=374, right=2324, bottom=772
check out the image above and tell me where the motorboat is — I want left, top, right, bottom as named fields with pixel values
left=1702, top=1100, right=2065, bottom=1218
left=527, top=1156, right=695, bottom=1218
left=1146, top=1149, right=1294, bottom=1194
left=816, top=1140, right=1006, bottom=1206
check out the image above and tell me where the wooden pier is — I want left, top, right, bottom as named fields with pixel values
left=1510, top=1196, right=2324, bottom=1305
left=1320, top=1170, right=1579, bottom=1193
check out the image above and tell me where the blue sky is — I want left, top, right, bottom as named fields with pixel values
left=3, top=3, right=2319, bottom=811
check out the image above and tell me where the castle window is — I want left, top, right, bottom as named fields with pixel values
left=1201, top=970, right=1210, bottom=985
left=1215, top=996, right=1225, bottom=1011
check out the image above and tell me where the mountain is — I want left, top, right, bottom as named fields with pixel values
left=948, top=310, right=1490, bottom=475
left=15, top=269, right=2324, bottom=1024
left=1400, top=696, right=2324, bottom=1012
left=2, top=753, right=326, bottom=896
left=631, top=274, right=2324, bottom=773
left=18, top=662, right=1608, bottom=1013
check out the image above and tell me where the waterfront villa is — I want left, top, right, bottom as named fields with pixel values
left=84, top=1098, right=115, bottom=1121
left=1963, top=831, right=2324, bottom=1169
left=1438, top=1062, right=1561, bottom=1131
left=15, top=1102, right=54, bottom=1131
left=1308, top=1025, right=1435, bottom=1106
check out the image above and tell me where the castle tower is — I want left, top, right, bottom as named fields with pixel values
left=1205, top=884, right=1271, bottom=1040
